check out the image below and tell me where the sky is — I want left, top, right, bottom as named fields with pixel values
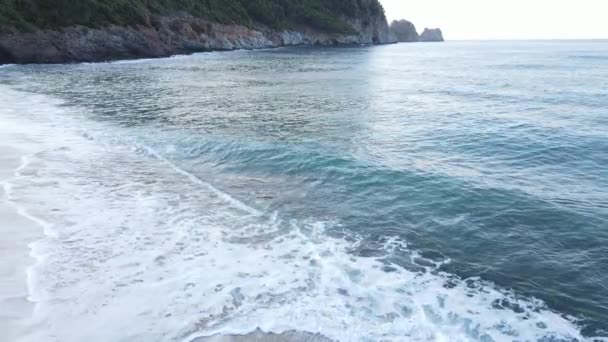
left=380, top=0, right=608, bottom=40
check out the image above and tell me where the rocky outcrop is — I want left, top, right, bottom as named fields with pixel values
left=0, top=10, right=396, bottom=64
left=389, top=19, right=445, bottom=44
left=419, top=28, right=444, bottom=42
left=389, top=19, right=419, bottom=42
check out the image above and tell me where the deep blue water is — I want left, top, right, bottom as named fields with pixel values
left=1, top=41, right=607, bottom=341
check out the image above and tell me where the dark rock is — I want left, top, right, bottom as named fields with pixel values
left=0, top=45, right=15, bottom=64
left=419, top=28, right=444, bottom=42
left=389, top=19, right=419, bottom=42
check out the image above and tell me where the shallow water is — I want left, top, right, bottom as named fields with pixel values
left=0, top=41, right=607, bottom=341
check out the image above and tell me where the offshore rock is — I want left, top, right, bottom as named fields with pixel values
left=419, top=28, right=444, bottom=42
left=389, top=19, right=419, bottom=42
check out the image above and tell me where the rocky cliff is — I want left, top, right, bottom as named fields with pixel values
left=0, top=0, right=396, bottom=64
left=419, top=28, right=444, bottom=42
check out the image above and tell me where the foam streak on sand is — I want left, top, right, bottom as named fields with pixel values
left=4, top=155, right=56, bottom=236
left=0, top=144, right=44, bottom=341
left=0, top=85, right=76, bottom=342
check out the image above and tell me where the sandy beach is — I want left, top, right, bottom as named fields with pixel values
left=0, top=143, right=41, bottom=341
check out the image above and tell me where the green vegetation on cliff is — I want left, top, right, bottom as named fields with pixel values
left=0, top=0, right=385, bottom=34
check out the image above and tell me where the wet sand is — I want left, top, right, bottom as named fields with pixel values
left=0, top=144, right=41, bottom=341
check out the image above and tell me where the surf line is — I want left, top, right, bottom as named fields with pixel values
left=0, top=152, right=56, bottom=323
left=139, top=143, right=262, bottom=217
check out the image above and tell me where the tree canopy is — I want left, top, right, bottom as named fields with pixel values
left=0, top=0, right=385, bottom=34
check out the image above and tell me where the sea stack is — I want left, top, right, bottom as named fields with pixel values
left=389, top=19, right=419, bottom=42
left=419, top=28, right=444, bottom=42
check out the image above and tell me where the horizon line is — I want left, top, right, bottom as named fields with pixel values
left=438, top=38, right=608, bottom=42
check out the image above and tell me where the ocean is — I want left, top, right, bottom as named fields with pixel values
left=0, top=41, right=607, bottom=341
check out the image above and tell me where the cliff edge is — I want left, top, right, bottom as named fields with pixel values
left=0, top=0, right=396, bottom=64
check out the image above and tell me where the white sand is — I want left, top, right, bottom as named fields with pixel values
left=0, top=144, right=42, bottom=341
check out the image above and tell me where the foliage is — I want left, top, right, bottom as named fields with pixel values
left=0, top=0, right=386, bottom=34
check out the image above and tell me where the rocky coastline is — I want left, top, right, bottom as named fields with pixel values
left=0, top=13, right=396, bottom=65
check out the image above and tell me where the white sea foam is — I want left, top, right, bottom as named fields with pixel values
left=0, top=85, right=590, bottom=342
left=108, top=53, right=208, bottom=65
left=107, top=58, right=167, bottom=65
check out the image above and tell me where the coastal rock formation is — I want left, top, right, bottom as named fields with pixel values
left=389, top=19, right=419, bottom=42
left=0, top=0, right=396, bottom=64
left=389, top=19, right=445, bottom=43
left=419, top=28, right=444, bottom=42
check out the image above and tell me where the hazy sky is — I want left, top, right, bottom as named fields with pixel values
left=380, top=0, right=608, bottom=40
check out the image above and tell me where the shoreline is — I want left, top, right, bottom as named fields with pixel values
left=0, top=44, right=375, bottom=68
left=0, top=145, right=42, bottom=342
left=0, top=38, right=394, bottom=67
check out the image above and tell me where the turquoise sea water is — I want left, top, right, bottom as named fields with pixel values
left=1, top=41, right=607, bottom=341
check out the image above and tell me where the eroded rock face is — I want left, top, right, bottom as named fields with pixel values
left=419, top=28, right=444, bottom=42
left=389, top=19, right=419, bottom=42
left=0, top=11, right=396, bottom=64
left=0, top=45, right=15, bottom=64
